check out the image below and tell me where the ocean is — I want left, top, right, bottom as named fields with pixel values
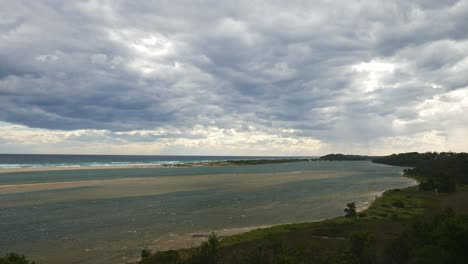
left=0, top=156, right=415, bottom=264
left=0, top=154, right=300, bottom=169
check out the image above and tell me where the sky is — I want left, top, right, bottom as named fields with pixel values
left=1, top=0, right=468, bottom=156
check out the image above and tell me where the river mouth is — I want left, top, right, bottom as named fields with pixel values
left=0, top=161, right=415, bottom=264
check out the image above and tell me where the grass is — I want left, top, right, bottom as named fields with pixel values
left=365, top=186, right=440, bottom=219
left=220, top=215, right=370, bottom=247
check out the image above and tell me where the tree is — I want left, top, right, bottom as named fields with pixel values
left=190, top=232, right=220, bottom=264
left=344, top=202, right=357, bottom=218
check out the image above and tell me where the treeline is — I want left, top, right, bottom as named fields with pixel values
left=372, top=152, right=468, bottom=192
left=224, top=159, right=310, bottom=165
left=319, top=154, right=375, bottom=161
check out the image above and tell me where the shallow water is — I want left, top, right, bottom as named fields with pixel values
left=0, top=161, right=414, bottom=264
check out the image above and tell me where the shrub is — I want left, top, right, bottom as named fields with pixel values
left=349, top=232, right=375, bottom=263
left=190, top=232, right=220, bottom=264
left=391, top=200, right=405, bottom=208
left=0, top=253, right=35, bottom=264
left=344, top=202, right=357, bottom=218
left=386, top=209, right=468, bottom=264
left=141, top=249, right=152, bottom=260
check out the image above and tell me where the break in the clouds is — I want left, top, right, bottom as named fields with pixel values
left=1, top=0, right=468, bottom=155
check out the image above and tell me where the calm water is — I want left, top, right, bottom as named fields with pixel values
left=0, top=161, right=414, bottom=264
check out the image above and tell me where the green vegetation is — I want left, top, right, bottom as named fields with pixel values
left=167, top=158, right=313, bottom=168
left=319, top=154, right=375, bottom=161
left=364, top=187, right=436, bottom=219
left=386, top=209, right=468, bottom=264
left=142, top=249, right=152, bottom=260
left=139, top=233, right=220, bottom=264
left=0, top=253, right=36, bottom=264
left=222, top=159, right=311, bottom=165
left=189, top=233, right=220, bottom=264
left=344, top=202, right=357, bottom=218
left=373, top=152, right=468, bottom=193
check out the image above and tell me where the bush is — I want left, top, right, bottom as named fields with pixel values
left=325, top=232, right=375, bottom=264
left=419, top=178, right=435, bottom=191
left=349, top=232, right=375, bottom=263
left=344, top=202, right=357, bottom=218
left=190, top=232, right=220, bottom=264
left=141, top=249, right=152, bottom=260
left=385, top=209, right=468, bottom=264
left=391, top=200, right=405, bottom=208
left=139, top=250, right=181, bottom=264
left=0, top=253, right=35, bottom=264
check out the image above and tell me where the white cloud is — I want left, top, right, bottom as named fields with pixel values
left=0, top=1, right=467, bottom=155
left=0, top=123, right=324, bottom=155
left=352, top=60, right=396, bottom=92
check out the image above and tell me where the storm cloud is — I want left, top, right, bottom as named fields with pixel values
left=1, top=0, right=467, bottom=155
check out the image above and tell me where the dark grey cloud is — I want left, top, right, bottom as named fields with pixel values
left=1, top=0, right=468, bottom=151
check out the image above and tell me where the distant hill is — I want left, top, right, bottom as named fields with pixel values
left=319, top=153, right=377, bottom=161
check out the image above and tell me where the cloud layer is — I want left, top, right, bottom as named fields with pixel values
left=1, top=1, right=467, bottom=155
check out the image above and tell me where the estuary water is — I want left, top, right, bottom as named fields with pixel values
left=0, top=160, right=415, bottom=264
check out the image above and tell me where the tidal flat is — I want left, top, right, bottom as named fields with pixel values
left=0, top=161, right=415, bottom=264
